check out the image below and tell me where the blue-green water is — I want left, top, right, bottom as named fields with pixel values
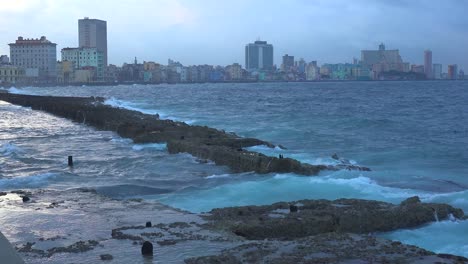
left=1, top=81, right=468, bottom=257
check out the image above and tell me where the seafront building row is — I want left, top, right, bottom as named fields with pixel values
left=0, top=18, right=466, bottom=86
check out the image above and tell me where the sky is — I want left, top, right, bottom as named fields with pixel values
left=0, top=0, right=467, bottom=70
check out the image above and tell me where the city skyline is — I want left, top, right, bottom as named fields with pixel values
left=0, top=0, right=467, bottom=70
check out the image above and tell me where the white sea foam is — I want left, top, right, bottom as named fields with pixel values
left=132, top=143, right=167, bottom=151
left=245, top=145, right=344, bottom=166
left=205, top=174, right=232, bottom=179
left=110, top=137, right=133, bottom=144
left=7, top=87, right=36, bottom=95
left=0, top=172, right=58, bottom=189
left=104, top=97, right=196, bottom=124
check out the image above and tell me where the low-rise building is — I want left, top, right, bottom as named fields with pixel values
left=226, top=63, right=243, bottom=80
left=0, top=55, right=9, bottom=64
left=61, top=47, right=104, bottom=81
left=0, top=65, right=22, bottom=84
left=56, top=61, right=74, bottom=83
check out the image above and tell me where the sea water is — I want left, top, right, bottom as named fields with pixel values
left=1, top=81, right=467, bottom=257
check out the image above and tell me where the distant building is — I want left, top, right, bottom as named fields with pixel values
left=61, top=47, right=104, bottom=80
left=282, top=54, right=294, bottom=72
left=226, top=63, right=243, bottom=80
left=459, top=69, right=465, bottom=80
left=0, top=55, right=9, bottom=64
left=305, top=62, right=319, bottom=80
left=56, top=61, right=74, bottom=83
left=0, top=65, right=22, bottom=84
left=448, top=64, right=458, bottom=80
left=79, top=17, right=108, bottom=66
left=411, top=65, right=425, bottom=74
left=424, top=50, right=432, bottom=79
left=245, top=40, right=274, bottom=71
left=9, top=36, right=57, bottom=80
left=297, top=58, right=306, bottom=74
left=432, top=63, right=442, bottom=79
left=361, top=43, right=409, bottom=78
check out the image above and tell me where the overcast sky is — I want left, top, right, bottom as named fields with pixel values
left=0, top=0, right=467, bottom=70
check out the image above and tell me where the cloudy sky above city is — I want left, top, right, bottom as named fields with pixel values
left=0, top=0, right=467, bottom=70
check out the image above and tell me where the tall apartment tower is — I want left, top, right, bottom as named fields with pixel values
left=282, top=54, right=294, bottom=71
left=245, top=40, right=274, bottom=71
left=79, top=17, right=107, bottom=66
left=424, top=50, right=433, bottom=79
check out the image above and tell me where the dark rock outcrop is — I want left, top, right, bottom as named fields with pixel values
left=203, top=197, right=464, bottom=240
left=100, top=254, right=113, bottom=261
left=185, top=233, right=467, bottom=264
left=0, top=93, right=371, bottom=175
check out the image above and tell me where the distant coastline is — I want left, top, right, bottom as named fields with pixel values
left=2, top=78, right=466, bottom=89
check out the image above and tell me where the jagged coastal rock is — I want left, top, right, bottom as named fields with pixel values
left=202, top=197, right=464, bottom=240
left=0, top=93, right=370, bottom=175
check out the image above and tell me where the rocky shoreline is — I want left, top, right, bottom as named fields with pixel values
left=0, top=189, right=466, bottom=263
left=0, top=93, right=370, bottom=175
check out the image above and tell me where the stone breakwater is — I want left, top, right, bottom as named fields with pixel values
left=0, top=93, right=370, bottom=175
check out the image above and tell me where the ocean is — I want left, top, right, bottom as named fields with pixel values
left=1, top=81, right=468, bottom=258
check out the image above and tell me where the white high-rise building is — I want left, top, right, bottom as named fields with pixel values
left=432, top=64, right=442, bottom=79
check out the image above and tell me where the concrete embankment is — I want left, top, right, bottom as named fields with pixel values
left=0, top=231, right=25, bottom=264
left=0, top=93, right=370, bottom=175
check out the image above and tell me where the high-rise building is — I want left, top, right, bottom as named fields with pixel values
left=79, top=17, right=107, bottom=66
left=424, top=50, right=433, bottom=79
left=9, top=36, right=57, bottom=79
left=432, top=64, right=442, bottom=79
left=282, top=54, right=294, bottom=71
left=448, top=64, right=458, bottom=80
left=245, top=40, right=273, bottom=71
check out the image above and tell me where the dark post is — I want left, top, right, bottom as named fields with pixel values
left=68, top=156, right=73, bottom=166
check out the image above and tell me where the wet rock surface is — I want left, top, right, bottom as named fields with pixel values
left=0, top=190, right=467, bottom=263
left=202, top=197, right=464, bottom=240
left=185, top=233, right=468, bottom=264
left=0, top=93, right=370, bottom=175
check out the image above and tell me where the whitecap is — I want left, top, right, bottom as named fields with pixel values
left=132, top=143, right=167, bottom=151
left=0, top=142, right=22, bottom=156
left=0, top=172, right=58, bottom=189
left=205, top=174, right=232, bottom=179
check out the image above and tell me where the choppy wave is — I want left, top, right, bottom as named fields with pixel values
left=104, top=97, right=161, bottom=116
left=159, top=173, right=468, bottom=213
left=7, top=87, right=37, bottom=95
left=0, top=172, right=58, bottom=189
left=96, top=184, right=172, bottom=198
left=0, top=142, right=22, bottom=156
left=245, top=145, right=355, bottom=166
left=104, top=97, right=196, bottom=124
left=205, top=174, right=232, bottom=179
left=381, top=219, right=468, bottom=258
